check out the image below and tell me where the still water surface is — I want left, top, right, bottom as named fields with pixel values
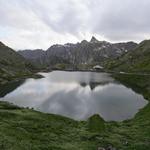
left=0, top=71, right=148, bottom=121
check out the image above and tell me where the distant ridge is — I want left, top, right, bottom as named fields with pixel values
left=18, top=37, right=137, bottom=69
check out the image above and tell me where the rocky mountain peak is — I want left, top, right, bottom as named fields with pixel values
left=19, top=38, right=137, bottom=69
left=81, top=40, right=88, bottom=45
left=90, top=36, right=99, bottom=43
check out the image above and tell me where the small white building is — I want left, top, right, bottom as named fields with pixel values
left=93, top=65, right=104, bottom=70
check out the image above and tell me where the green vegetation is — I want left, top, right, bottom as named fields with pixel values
left=0, top=102, right=108, bottom=150
left=53, top=63, right=69, bottom=70
left=106, top=40, right=150, bottom=73
left=88, top=114, right=105, bottom=132
left=0, top=42, right=35, bottom=84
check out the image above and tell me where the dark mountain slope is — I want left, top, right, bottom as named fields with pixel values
left=0, top=42, right=33, bottom=83
left=18, top=49, right=47, bottom=68
left=106, top=40, right=150, bottom=73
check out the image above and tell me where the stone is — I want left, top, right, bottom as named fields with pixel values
left=97, top=147, right=105, bottom=150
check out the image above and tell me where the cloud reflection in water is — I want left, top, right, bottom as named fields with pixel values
left=0, top=71, right=148, bottom=121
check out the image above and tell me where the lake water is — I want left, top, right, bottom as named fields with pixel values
left=0, top=71, right=148, bottom=121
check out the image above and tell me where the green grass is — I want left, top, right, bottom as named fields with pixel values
left=0, top=102, right=106, bottom=150
left=105, top=40, right=150, bottom=73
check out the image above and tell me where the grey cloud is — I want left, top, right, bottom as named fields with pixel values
left=24, top=0, right=87, bottom=34
left=91, top=0, right=150, bottom=41
left=0, top=0, right=150, bottom=49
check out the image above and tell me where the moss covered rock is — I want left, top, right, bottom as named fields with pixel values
left=88, top=114, right=105, bottom=132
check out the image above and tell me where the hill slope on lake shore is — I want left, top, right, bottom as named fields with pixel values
left=106, top=40, right=150, bottom=73
left=0, top=42, right=35, bottom=84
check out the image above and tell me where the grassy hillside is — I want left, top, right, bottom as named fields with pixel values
left=0, top=102, right=107, bottom=150
left=0, top=42, right=34, bottom=84
left=106, top=40, right=150, bottom=73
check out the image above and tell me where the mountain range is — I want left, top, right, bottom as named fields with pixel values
left=18, top=37, right=137, bottom=69
left=0, top=36, right=150, bottom=84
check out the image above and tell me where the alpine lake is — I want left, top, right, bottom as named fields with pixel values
left=0, top=71, right=148, bottom=122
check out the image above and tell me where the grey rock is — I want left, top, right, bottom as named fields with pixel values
left=18, top=37, right=137, bottom=69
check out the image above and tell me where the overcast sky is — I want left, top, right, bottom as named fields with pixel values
left=0, top=0, right=150, bottom=50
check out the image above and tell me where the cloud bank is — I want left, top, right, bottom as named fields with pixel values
left=0, top=0, right=150, bottom=49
